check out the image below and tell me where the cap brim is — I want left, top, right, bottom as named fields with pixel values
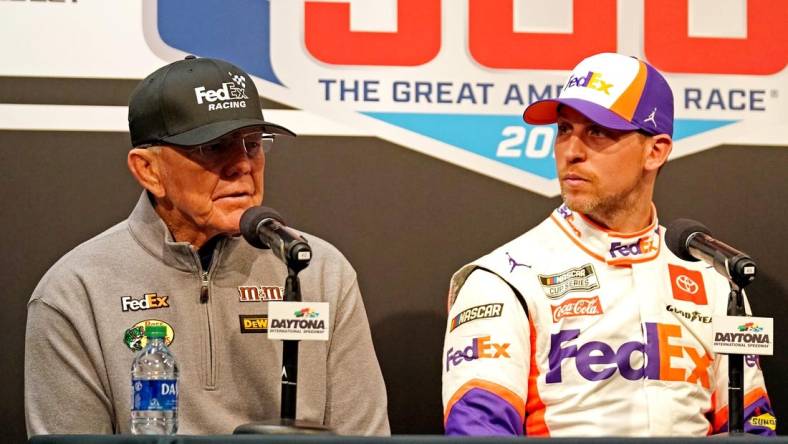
left=523, top=98, right=639, bottom=132
left=161, top=118, right=296, bottom=146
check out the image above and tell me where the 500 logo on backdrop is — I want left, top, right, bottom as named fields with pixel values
left=18, top=0, right=784, bottom=196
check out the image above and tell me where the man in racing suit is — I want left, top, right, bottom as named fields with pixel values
left=442, top=53, right=775, bottom=436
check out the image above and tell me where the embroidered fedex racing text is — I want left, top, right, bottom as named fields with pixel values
left=546, top=322, right=711, bottom=388
left=565, top=71, right=613, bottom=95
left=194, top=72, right=249, bottom=111
left=445, top=336, right=510, bottom=372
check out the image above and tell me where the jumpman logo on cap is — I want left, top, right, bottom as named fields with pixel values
left=644, top=108, right=658, bottom=128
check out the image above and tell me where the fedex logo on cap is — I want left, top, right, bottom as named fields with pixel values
left=194, top=73, right=249, bottom=111
left=565, top=71, right=613, bottom=95
left=547, top=322, right=711, bottom=387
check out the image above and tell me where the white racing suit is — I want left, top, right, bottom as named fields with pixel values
left=442, top=204, right=775, bottom=436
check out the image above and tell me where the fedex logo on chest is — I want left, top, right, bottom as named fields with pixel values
left=547, top=322, right=711, bottom=388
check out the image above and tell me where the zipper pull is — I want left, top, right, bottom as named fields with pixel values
left=200, top=272, right=209, bottom=304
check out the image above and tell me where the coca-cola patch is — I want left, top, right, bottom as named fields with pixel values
left=550, top=296, right=604, bottom=323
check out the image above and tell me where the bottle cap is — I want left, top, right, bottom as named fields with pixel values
left=144, top=325, right=167, bottom=339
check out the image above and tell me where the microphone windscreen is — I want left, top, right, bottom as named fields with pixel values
left=240, top=206, right=286, bottom=249
left=665, top=218, right=712, bottom=262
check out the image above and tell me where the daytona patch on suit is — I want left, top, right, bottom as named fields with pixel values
left=442, top=204, right=775, bottom=436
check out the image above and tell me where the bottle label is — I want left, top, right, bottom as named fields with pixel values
left=132, top=379, right=178, bottom=411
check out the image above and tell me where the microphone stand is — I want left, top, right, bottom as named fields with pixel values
left=233, top=262, right=332, bottom=435
left=726, top=281, right=746, bottom=436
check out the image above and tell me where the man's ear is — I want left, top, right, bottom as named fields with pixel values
left=127, top=148, right=166, bottom=198
left=644, top=133, right=672, bottom=173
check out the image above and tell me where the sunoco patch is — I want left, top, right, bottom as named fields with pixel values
left=124, top=319, right=174, bottom=352
left=749, top=413, right=776, bottom=431
left=538, top=264, right=599, bottom=299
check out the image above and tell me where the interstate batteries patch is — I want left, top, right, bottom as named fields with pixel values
left=538, top=264, right=599, bottom=299
left=450, top=303, right=503, bottom=331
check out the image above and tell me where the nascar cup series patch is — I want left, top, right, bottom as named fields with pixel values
left=124, top=319, right=175, bottom=352
left=538, top=264, right=600, bottom=299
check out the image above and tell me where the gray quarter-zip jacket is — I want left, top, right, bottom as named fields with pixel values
left=25, top=193, right=390, bottom=436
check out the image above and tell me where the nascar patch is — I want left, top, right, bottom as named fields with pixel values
left=538, top=264, right=599, bottom=298
left=450, top=303, right=503, bottom=331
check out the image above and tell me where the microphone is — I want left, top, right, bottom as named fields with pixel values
left=665, top=218, right=756, bottom=288
left=240, top=206, right=312, bottom=271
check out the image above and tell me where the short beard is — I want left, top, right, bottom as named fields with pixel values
left=561, top=176, right=645, bottom=228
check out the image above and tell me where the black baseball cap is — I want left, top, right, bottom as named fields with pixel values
left=128, top=55, right=295, bottom=147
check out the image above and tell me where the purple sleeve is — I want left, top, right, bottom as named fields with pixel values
left=445, top=388, right=523, bottom=436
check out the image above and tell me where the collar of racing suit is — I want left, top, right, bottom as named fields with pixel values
left=549, top=203, right=662, bottom=266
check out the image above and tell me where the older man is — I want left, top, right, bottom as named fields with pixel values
left=25, top=56, right=389, bottom=436
left=442, top=53, right=774, bottom=436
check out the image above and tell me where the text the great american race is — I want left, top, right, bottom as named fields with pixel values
left=2, top=0, right=784, bottom=196
left=241, top=0, right=784, bottom=196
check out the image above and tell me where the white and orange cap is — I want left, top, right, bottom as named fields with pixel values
left=523, top=52, right=674, bottom=137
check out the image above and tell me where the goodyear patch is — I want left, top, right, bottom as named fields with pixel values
left=538, top=264, right=599, bottom=299
left=124, top=319, right=174, bottom=352
left=749, top=412, right=776, bottom=431
left=450, top=303, right=503, bottom=331
left=239, top=314, right=268, bottom=333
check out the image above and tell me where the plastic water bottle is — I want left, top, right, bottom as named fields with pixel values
left=130, top=325, right=179, bottom=435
